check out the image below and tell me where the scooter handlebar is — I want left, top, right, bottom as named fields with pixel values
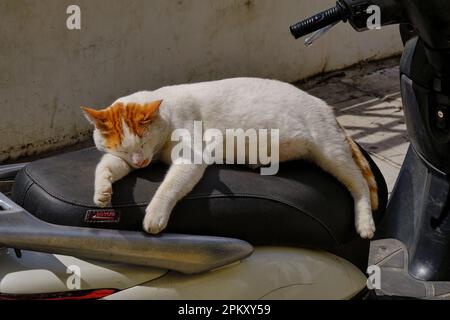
left=289, top=2, right=349, bottom=39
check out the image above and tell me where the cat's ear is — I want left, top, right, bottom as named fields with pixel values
left=81, top=107, right=106, bottom=126
left=142, top=100, right=163, bottom=118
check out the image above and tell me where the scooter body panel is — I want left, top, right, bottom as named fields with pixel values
left=0, top=247, right=367, bottom=299
left=104, top=247, right=367, bottom=300
left=0, top=248, right=167, bottom=295
left=379, top=35, right=450, bottom=281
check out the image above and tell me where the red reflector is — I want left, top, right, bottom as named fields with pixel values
left=0, top=289, right=117, bottom=300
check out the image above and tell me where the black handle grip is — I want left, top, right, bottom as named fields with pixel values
left=290, top=3, right=349, bottom=39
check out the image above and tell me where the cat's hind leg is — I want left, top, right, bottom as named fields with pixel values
left=309, top=142, right=376, bottom=239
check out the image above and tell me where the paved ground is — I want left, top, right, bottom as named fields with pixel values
left=297, top=56, right=408, bottom=193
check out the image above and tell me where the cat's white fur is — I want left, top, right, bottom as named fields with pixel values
left=89, top=78, right=376, bottom=238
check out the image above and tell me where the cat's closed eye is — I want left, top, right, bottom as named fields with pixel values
left=140, top=119, right=152, bottom=126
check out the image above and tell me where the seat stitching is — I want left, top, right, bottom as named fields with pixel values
left=21, top=180, right=35, bottom=205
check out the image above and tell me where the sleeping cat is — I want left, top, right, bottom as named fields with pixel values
left=82, top=78, right=378, bottom=239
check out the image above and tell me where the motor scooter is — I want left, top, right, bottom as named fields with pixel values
left=291, top=0, right=450, bottom=299
left=0, top=0, right=447, bottom=300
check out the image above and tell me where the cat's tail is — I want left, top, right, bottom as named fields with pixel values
left=337, top=122, right=378, bottom=211
left=346, top=136, right=379, bottom=211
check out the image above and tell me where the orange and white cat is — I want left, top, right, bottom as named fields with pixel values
left=82, top=78, right=378, bottom=238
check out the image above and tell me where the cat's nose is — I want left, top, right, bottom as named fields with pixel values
left=132, top=152, right=145, bottom=167
left=132, top=153, right=150, bottom=168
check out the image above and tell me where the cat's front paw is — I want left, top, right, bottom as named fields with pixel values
left=143, top=200, right=172, bottom=235
left=356, top=215, right=376, bottom=239
left=94, top=183, right=112, bottom=207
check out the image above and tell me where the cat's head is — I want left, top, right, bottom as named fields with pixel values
left=81, top=100, right=164, bottom=169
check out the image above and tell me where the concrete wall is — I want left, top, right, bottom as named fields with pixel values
left=0, top=0, right=403, bottom=161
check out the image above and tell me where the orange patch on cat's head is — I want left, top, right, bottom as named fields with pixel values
left=122, top=100, right=163, bottom=137
left=81, top=103, right=124, bottom=150
left=81, top=100, right=162, bottom=149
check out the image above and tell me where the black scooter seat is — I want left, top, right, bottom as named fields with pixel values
left=12, top=147, right=387, bottom=267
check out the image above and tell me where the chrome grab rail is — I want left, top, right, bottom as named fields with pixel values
left=0, top=163, right=28, bottom=180
left=0, top=192, right=253, bottom=274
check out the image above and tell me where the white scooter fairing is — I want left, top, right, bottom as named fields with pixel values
left=0, top=247, right=367, bottom=300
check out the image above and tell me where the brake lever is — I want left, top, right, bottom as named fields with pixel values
left=304, top=21, right=339, bottom=47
